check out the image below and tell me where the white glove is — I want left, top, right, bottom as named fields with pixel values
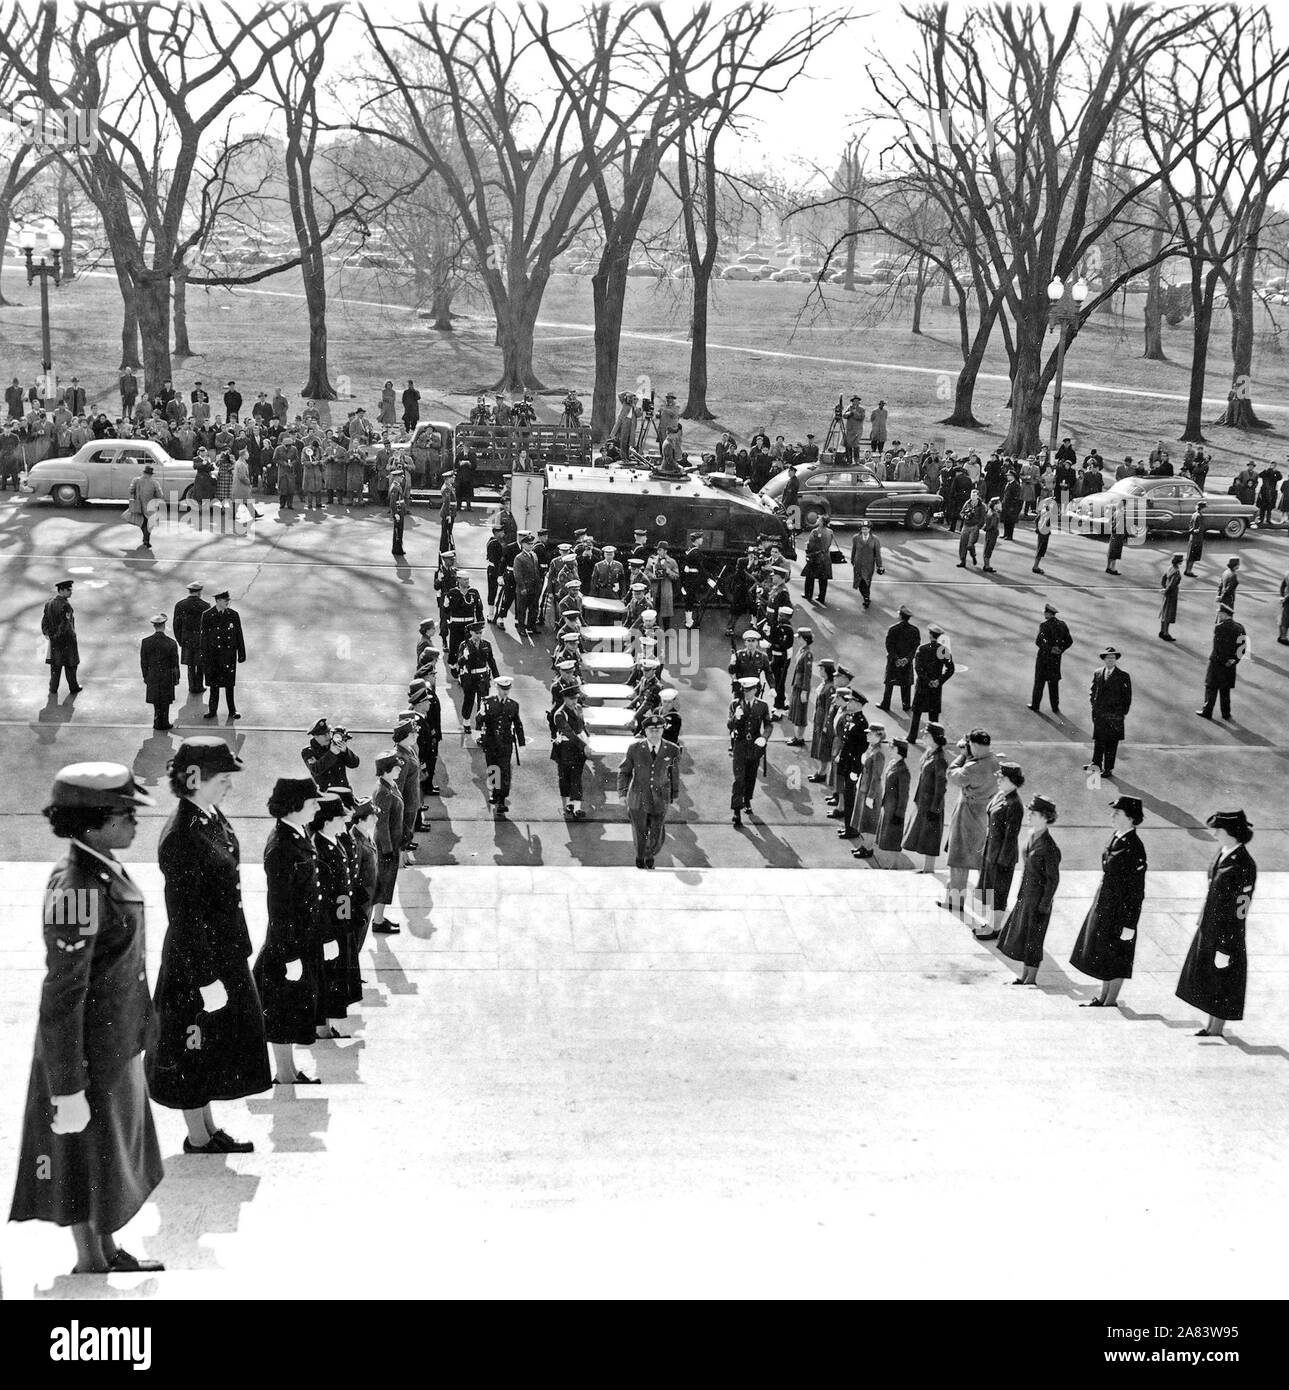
left=284, top=958, right=303, bottom=982
left=1215, top=951, right=1230, bottom=970
left=199, top=979, right=228, bottom=1013
left=323, top=939, right=340, bottom=961
left=1120, top=928, right=1135, bottom=942
left=755, top=737, right=766, bottom=748
left=51, top=1091, right=91, bottom=1135
left=849, top=772, right=858, bottom=782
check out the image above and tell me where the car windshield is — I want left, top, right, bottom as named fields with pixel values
left=1109, top=479, right=1146, bottom=495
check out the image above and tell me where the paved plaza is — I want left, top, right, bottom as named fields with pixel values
left=2, top=491, right=1287, bottom=1298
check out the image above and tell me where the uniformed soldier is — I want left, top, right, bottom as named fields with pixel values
left=172, top=579, right=211, bottom=693
left=826, top=689, right=870, bottom=830
left=616, top=714, right=681, bottom=869
left=658, top=687, right=682, bottom=745
left=408, top=677, right=443, bottom=797
left=1085, top=646, right=1133, bottom=778
left=198, top=589, right=246, bottom=720
left=550, top=657, right=584, bottom=714
left=728, top=675, right=772, bottom=827
left=576, top=535, right=602, bottom=589
left=629, top=527, right=652, bottom=564
left=1183, top=501, right=1207, bottom=575
left=907, top=625, right=953, bottom=741
left=553, top=634, right=585, bottom=681
left=630, top=656, right=665, bottom=715
left=1030, top=602, right=1074, bottom=713
left=476, top=674, right=525, bottom=816
left=590, top=545, right=626, bottom=600
left=302, top=718, right=360, bottom=789
left=879, top=605, right=921, bottom=713
left=541, top=543, right=577, bottom=619
left=1197, top=603, right=1247, bottom=721
left=624, top=580, right=650, bottom=627
left=391, top=721, right=422, bottom=851
left=10, top=763, right=164, bottom=1274
left=456, top=621, right=499, bottom=722
left=415, top=617, right=438, bottom=669
left=728, top=627, right=770, bottom=695
left=557, top=576, right=585, bottom=624
left=42, top=578, right=82, bottom=696
left=766, top=605, right=795, bottom=712
left=513, top=534, right=542, bottom=633
left=551, top=684, right=591, bottom=818
left=681, top=533, right=708, bottom=628
left=485, top=522, right=507, bottom=610
left=140, top=614, right=180, bottom=731
left=1216, top=556, right=1240, bottom=611
left=445, top=571, right=484, bottom=664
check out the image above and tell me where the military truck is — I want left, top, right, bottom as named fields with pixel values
left=393, top=420, right=594, bottom=493
left=510, top=464, right=795, bottom=604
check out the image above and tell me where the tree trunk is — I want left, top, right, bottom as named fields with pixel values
left=684, top=268, right=716, bottom=422
left=172, top=269, right=193, bottom=358
left=589, top=254, right=631, bottom=444
left=843, top=199, right=858, bottom=292
left=940, top=276, right=952, bottom=308
left=1143, top=244, right=1165, bottom=361
left=134, top=273, right=173, bottom=395
left=1000, top=308, right=1048, bottom=456
left=1212, top=234, right=1269, bottom=429
left=0, top=207, right=13, bottom=305
left=492, top=281, right=547, bottom=395
left=911, top=256, right=928, bottom=335
left=117, top=267, right=142, bottom=369
left=942, top=303, right=998, bottom=429
left=56, top=176, right=76, bottom=280
left=300, top=247, right=334, bottom=399
left=1181, top=282, right=1216, bottom=443
left=429, top=281, right=454, bottom=331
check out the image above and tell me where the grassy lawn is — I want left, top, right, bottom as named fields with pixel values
left=2, top=261, right=1286, bottom=484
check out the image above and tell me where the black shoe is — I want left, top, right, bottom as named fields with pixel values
left=876, top=703, right=892, bottom=712
left=108, top=1249, right=165, bottom=1272
left=851, top=846, right=874, bottom=858
left=982, top=566, right=996, bottom=573
left=837, top=829, right=859, bottom=839
left=732, top=814, right=742, bottom=827
left=807, top=773, right=826, bottom=783
left=202, top=712, right=217, bottom=719
left=824, top=795, right=839, bottom=805
left=427, top=785, right=441, bottom=795
left=1027, top=705, right=1041, bottom=712
left=67, top=684, right=84, bottom=694
left=274, top=1071, right=321, bottom=1084
left=1081, top=1000, right=1104, bottom=1008
left=230, top=713, right=241, bottom=720
left=1195, top=710, right=1212, bottom=719
left=182, top=1137, right=222, bottom=1154
left=372, top=920, right=401, bottom=934
left=210, top=1130, right=254, bottom=1153
left=955, top=561, right=966, bottom=568
left=1032, top=567, right=1045, bottom=575
left=973, top=931, right=1001, bottom=942
left=636, top=858, right=646, bottom=868
left=645, top=858, right=655, bottom=869
left=826, top=810, right=845, bottom=820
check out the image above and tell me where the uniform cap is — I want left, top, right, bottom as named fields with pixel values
left=742, top=628, right=761, bottom=640
left=928, top=623, right=945, bottom=637
left=150, top=613, right=166, bottom=626
left=560, top=633, right=582, bottom=644
left=867, top=722, right=887, bottom=736
left=565, top=578, right=582, bottom=589
left=408, top=680, right=430, bottom=700
left=1206, top=808, right=1252, bottom=839
left=659, top=689, right=678, bottom=703
left=818, top=659, right=837, bottom=675
left=602, top=546, right=616, bottom=554
left=47, top=762, right=155, bottom=811
left=418, top=617, right=437, bottom=631
left=555, top=659, right=577, bottom=671
left=375, top=752, right=400, bottom=775
left=776, top=605, right=793, bottom=616
left=898, top=604, right=913, bottom=617
left=1043, top=604, right=1057, bottom=615
left=1109, top=795, right=1144, bottom=822
left=172, top=737, right=243, bottom=776
left=642, top=658, right=661, bottom=669
left=308, top=718, right=330, bottom=737
left=393, top=721, right=416, bottom=741
left=272, top=776, right=319, bottom=803
left=213, top=589, right=231, bottom=600
left=55, top=578, right=74, bottom=591
left=998, top=761, right=1025, bottom=785
left=642, top=609, right=657, bottom=621
left=558, top=543, right=573, bottom=553
left=631, top=582, right=648, bottom=592
left=641, top=714, right=664, bottom=729
left=737, top=676, right=761, bottom=689
left=795, top=627, right=812, bottom=638
left=495, top=675, right=513, bottom=688
left=1099, top=645, right=1122, bottom=659
left=1027, top=794, right=1058, bottom=818
left=469, top=620, right=486, bottom=632
left=892, top=739, right=909, bottom=757
left=352, top=796, right=375, bottom=821
left=1217, top=601, right=1234, bottom=615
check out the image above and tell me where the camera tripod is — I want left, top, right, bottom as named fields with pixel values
left=820, top=410, right=843, bottom=459
left=633, top=408, right=658, bottom=455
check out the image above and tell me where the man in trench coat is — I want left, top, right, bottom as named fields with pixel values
left=140, top=614, right=181, bottom=731
left=172, top=580, right=211, bottom=693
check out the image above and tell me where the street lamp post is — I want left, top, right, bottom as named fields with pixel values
left=1046, top=274, right=1088, bottom=453
left=18, top=225, right=65, bottom=406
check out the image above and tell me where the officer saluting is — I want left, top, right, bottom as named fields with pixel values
left=172, top=580, right=210, bottom=693
left=42, top=578, right=82, bottom=696
left=729, top=675, right=772, bottom=828
left=140, top=613, right=180, bottom=731
left=199, top=589, right=246, bottom=720
left=1029, top=602, right=1073, bottom=714
left=1196, top=602, right=1247, bottom=721
left=476, top=674, right=525, bottom=817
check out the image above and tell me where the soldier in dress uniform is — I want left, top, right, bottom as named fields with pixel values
left=445, top=571, right=484, bottom=665
left=140, top=613, right=180, bottom=731
left=624, top=579, right=650, bottom=628
left=1070, top=796, right=1148, bottom=1009
left=766, top=605, right=795, bottom=712
left=369, top=753, right=406, bottom=935
left=198, top=589, right=247, bottom=720
left=485, top=522, right=507, bottom=611
left=659, top=687, right=682, bottom=745
left=391, top=721, right=423, bottom=849
left=576, top=534, right=603, bottom=590
left=513, top=533, right=543, bottom=633
left=172, top=579, right=210, bottom=693
left=827, top=690, right=870, bottom=834
left=301, top=718, right=360, bottom=789
left=42, top=577, right=82, bottom=696
left=1029, top=602, right=1074, bottom=713
left=550, top=656, right=584, bottom=713
left=680, top=533, right=708, bottom=628
left=557, top=576, right=585, bottom=625
left=728, top=627, right=770, bottom=696
left=408, top=677, right=443, bottom=797
left=907, top=623, right=954, bottom=741
left=878, top=605, right=920, bottom=713
left=551, top=683, right=591, bottom=818
left=591, top=545, right=626, bottom=600
left=1216, top=556, right=1240, bottom=611
left=1183, top=501, right=1207, bottom=575
left=476, top=674, right=525, bottom=816
left=1176, top=808, right=1256, bottom=1038
left=629, top=527, right=652, bottom=565
left=617, top=713, right=681, bottom=869
left=728, top=675, right=772, bottom=828
left=434, top=549, right=459, bottom=638
left=1085, top=645, right=1132, bottom=778
left=10, top=764, right=165, bottom=1274
left=1196, top=602, right=1247, bottom=721
left=1159, top=553, right=1183, bottom=642
left=456, top=620, right=499, bottom=722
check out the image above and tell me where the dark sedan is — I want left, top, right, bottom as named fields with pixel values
left=759, top=460, right=942, bottom=530
left=1068, top=476, right=1256, bottom=540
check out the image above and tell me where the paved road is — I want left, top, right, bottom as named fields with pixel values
left=3, top=489, right=1286, bottom=869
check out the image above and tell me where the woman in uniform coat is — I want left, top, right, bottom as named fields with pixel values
left=11, top=764, right=165, bottom=1274
left=253, top=777, right=323, bottom=1086
left=784, top=629, right=814, bottom=746
left=807, top=660, right=839, bottom=782
left=1159, top=552, right=1182, bottom=641
left=1176, top=809, right=1256, bottom=1037
left=903, top=722, right=949, bottom=873
left=974, top=762, right=1025, bottom=940
left=846, top=723, right=887, bottom=859
left=312, top=791, right=361, bottom=1039
left=942, top=728, right=1001, bottom=916
left=147, top=738, right=270, bottom=1152
left=350, top=797, right=379, bottom=954
left=1071, top=795, right=1148, bottom=1008
left=873, top=737, right=911, bottom=866
left=998, top=795, right=1062, bottom=986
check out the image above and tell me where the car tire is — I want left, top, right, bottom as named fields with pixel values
left=52, top=484, right=82, bottom=507
left=904, top=504, right=932, bottom=530
left=802, top=503, right=829, bottom=528
left=1223, top=517, right=1248, bottom=539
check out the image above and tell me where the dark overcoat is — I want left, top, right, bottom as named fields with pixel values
left=1070, top=830, right=1148, bottom=981
left=1176, top=844, right=1255, bottom=1021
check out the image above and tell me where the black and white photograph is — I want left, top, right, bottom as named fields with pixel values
left=0, top=0, right=1286, bottom=1348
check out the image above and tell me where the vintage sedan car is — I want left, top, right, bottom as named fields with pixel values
left=21, top=438, right=195, bottom=507
left=1067, top=476, right=1256, bottom=540
left=721, top=264, right=760, bottom=281
left=759, top=459, right=942, bottom=530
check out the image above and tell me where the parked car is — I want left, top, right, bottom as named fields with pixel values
left=871, top=256, right=898, bottom=271
left=21, top=439, right=195, bottom=507
left=736, top=253, right=771, bottom=267
left=759, top=459, right=942, bottom=530
left=1067, top=477, right=1256, bottom=540
left=869, top=267, right=894, bottom=283
left=771, top=267, right=812, bottom=283
left=627, top=262, right=666, bottom=278
left=722, top=264, right=759, bottom=281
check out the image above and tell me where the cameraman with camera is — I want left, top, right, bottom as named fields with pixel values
left=560, top=390, right=583, bottom=431
left=301, top=718, right=361, bottom=790
left=513, top=393, right=537, bottom=428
